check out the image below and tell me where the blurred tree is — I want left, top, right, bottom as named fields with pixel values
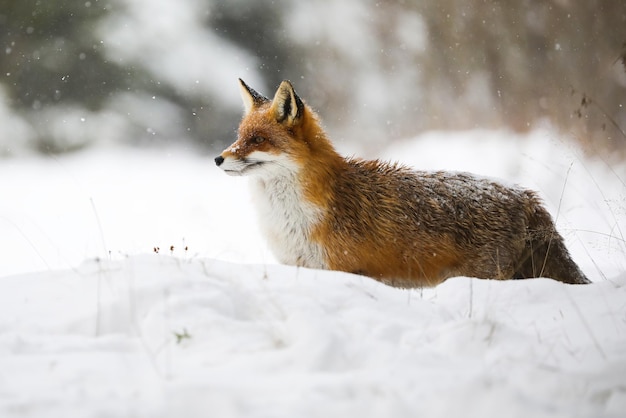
left=207, top=0, right=299, bottom=90
left=0, top=0, right=134, bottom=152
left=0, top=0, right=128, bottom=110
left=389, top=0, right=626, bottom=153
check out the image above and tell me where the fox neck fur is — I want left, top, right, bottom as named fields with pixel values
left=250, top=170, right=327, bottom=270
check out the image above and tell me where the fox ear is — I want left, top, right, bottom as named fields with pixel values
left=239, top=79, right=269, bottom=115
left=271, top=80, right=304, bottom=126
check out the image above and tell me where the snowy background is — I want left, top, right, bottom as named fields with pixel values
left=1, top=1, right=626, bottom=417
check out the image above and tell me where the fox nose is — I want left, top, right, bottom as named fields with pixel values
left=214, top=155, right=224, bottom=166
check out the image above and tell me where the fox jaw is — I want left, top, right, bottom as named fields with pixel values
left=214, top=79, right=307, bottom=179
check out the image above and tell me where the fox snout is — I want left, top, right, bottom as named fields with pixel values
left=214, top=155, right=225, bottom=166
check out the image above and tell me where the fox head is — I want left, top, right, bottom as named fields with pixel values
left=215, top=79, right=325, bottom=178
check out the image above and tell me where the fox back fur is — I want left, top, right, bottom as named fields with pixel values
left=215, top=79, right=590, bottom=287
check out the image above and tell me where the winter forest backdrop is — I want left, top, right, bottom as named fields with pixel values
left=1, top=0, right=625, bottom=157
left=2, top=2, right=626, bottom=417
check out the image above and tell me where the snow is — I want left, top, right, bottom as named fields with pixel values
left=1, top=129, right=626, bottom=417
left=2, top=256, right=625, bottom=417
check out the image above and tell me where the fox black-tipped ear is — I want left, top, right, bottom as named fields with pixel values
left=239, top=78, right=269, bottom=115
left=271, top=80, right=304, bottom=126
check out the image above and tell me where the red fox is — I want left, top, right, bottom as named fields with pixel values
left=215, top=79, right=590, bottom=287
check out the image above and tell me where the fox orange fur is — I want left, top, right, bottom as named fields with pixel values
left=215, top=79, right=590, bottom=287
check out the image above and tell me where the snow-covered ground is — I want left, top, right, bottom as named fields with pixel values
left=1, top=129, right=625, bottom=417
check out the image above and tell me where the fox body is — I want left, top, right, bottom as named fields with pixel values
left=215, top=79, right=589, bottom=287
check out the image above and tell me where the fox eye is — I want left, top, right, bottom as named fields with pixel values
left=252, top=136, right=265, bottom=144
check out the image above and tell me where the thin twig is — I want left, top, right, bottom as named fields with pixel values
left=540, top=163, right=573, bottom=277
left=90, top=197, right=109, bottom=260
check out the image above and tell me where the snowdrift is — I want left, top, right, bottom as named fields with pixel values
left=1, top=255, right=625, bottom=418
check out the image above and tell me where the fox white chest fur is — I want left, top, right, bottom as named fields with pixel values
left=250, top=173, right=326, bottom=269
